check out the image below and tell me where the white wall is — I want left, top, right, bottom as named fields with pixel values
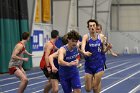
left=110, top=31, right=140, bottom=54
left=112, top=0, right=140, bottom=4
left=53, top=0, right=70, bottom=36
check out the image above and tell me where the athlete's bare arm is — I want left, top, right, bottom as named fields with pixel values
left=24, top=50, right=33, bottom=56
left=100, top=34, right=112, bottom=53
left=58, top=47, right=77, bottom=66
left=44, top=42, right=53, bottom=67
left=12, top=44, right=28, bottom=61
left=76, top=41, right=84, bottom=55
left=54, top=46, right=58, bottom=51
left=81, top=34, right=87, bottom=53
left=81, top=34, right=92, bottom=56
left=99, top=34, right=117, bottom=56
left=49, top=51, right=59, bottom=66
left=78, top=48, right=84, bottom=55
left=49, top=51, right=59, bottom=73
left=109, top=49, right=118, bottom=57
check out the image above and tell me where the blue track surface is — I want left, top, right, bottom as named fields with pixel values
left=0, top=54, right=140, bottom=93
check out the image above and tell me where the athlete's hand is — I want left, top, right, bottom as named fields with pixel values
left=107, top=43, right=112, bottom=50
left=29, top=54, right=34, bottom=56
left=51, top=66, right=58, bottom=73
left=72, top=62, right=78, bottom=66
left=47, top=67, right=51, bottom=73
left=83, top=51, right=92, bottom=56
left=73, top=60, right=79, bottom=65
left=22, top=58, right=29, bottom=62
left=111, top=52, right=118, bottom=57
left=69, top=61, right=78, bottom=66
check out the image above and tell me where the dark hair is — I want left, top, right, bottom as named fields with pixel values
left=22, top=32, right=30, bottom=40
left=97, top=24, right=102, bottom=30
left=87, top=19, right=98, bottom=28
left=67, top=30, right=80, bottom=40
left=51, top=30, right=59, bottom=38
left=62, top=34, right=68, bottom=45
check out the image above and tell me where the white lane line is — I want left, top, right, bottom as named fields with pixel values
left=0, top=71, right=42, bottom=82
left=129, top=84, right=140, bottom=93
left=101, top=70, right=140, bottom=93
left=32, top=89, right=43, bottom=93
left=4, top=80, right=49, bottom=93
left=1, top=75, right=45, bottom=87
left=32, top=84, right=61, bottom=93
left=106, top=57, right=138, bottom=65
left=105, top=61, right=132, bottom=71
left=102, top=62, right=140, bottom=79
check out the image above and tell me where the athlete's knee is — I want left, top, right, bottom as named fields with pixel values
left=85, top=86, right=92, bottom=92
left=85, top=78, right=92, bottom=92
left=52, top=87, right=58, bottom=93
left=52, top=90, right=58, bottom=93
left=73, top=89, right=81, bottom=93
left=93, top=84, right=98, bottom=91
left=93, top=87, right=98, bottom=90
left=21, top=77, right=28, bottom=83
left=85, top=89, right=91, bottom=92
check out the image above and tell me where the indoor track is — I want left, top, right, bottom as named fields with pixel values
left=0, top=54, right=140, bottom=93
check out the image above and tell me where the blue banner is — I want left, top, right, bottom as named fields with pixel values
left=31, top=30, right=44, bottom=51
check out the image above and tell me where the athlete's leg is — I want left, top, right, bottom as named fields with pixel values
left=14, top=68, right=28, bottom=93
left=44, top=78, right=52, bottom=93
left=92, top=71, right=104, bottom=93
left=20, top=66, right=26, bottom=75
left=98, top=81, right=101, bottom=92
left=41, top=68, right=52, bottom=93
left=51, top=79, right=59, bottom=93
left=84, top=73, right=93, bottom=92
